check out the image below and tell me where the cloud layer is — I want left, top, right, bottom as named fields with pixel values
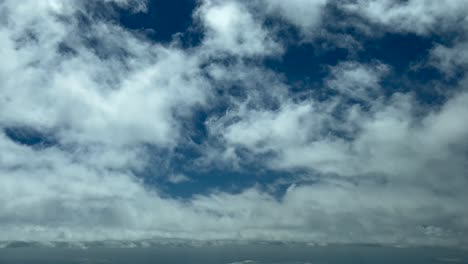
left=0, top=0, right=468, bottom=247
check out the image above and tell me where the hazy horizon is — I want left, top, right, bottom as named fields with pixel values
left=1, top=243, right=467, bottom=264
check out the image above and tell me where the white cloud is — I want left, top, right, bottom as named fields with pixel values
left=340, top=0, right=468, bottom=81
left=1, top=128, right=468, bottom=246
left=207, top=59, right=468, bottom=246
left=196, top=0, right=282, bottom=57
left=261, top=0, right=328, bottom=37
left=167, top=173, right=192, bottom=184
left=0, top=0, right=217, bottom=151
left=212, top=71, right=468, bottom=183
left=107, top=0, right=147, bottom=12
left=326, top=61, right=389, bottom=100
left=343, top=0, right=468, bottom=35
left=430, top=41, right=468, bottom=76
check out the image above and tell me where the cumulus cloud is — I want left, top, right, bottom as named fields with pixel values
left=340, top=0, right=468, bottom=80
left=0, top=1, right=211, bottom=149
left=211, top=62, right=468, bottom=183
left=343, top=0, right=468, bottom=35
left=430, top=41, right=468, bottom=77
left=326, top=61, right=389, bottom=100
left=261, top=0, right=328, bottom=37
left=0, top=0, right=467, bottom=248
left=196, top=0, right=282, bottom=57
left=206, top=58, right=468, bottom=246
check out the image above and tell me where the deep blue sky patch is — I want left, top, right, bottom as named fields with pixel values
left=116, top=0, right=199, bottom=44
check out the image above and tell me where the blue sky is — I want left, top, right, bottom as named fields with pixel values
left=1, top=0, right=468, bottom=248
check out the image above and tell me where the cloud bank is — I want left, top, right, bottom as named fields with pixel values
left=0, top=0, right=467, bottom=248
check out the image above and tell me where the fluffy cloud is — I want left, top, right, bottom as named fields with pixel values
left=211, top=61, right=468, bottom=183
left=261, top=0, right=328, bottom=37
left=343, top=0, right=468, bottom=35
left=206, top=59, right=468, bottom=246
left=197, top=0, right=329, bottom=47
left=431, top=41, right=468, bottom=77
left=196, top=0, right=282, bottom=57
left=326, top=61, right=389, bottom=100
left=0, top=0, right=211, bottom=148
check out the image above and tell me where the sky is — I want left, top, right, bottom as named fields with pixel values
left=0, top=0, right=468, bottom=248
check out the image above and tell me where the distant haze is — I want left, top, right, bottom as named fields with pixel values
left=1, top=243, right=467, bottom=264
